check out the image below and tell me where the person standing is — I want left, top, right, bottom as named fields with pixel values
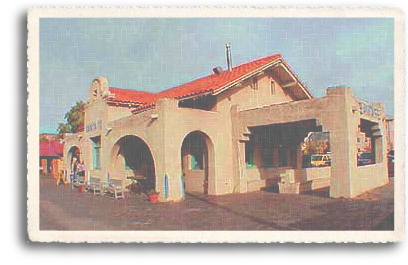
left=79, top=160, right=85, bottom=178
left=71, top=157, right=77, bottom=180
left=59, top=170, right=65, bottom=186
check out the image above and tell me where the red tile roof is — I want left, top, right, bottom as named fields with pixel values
left=158, top=53, right=282, bottom=100
left=104, top=54, right=283, bottom=113
left=40, top=138, right=64, bottom=157
left=105, top=88, right=159, bottom=106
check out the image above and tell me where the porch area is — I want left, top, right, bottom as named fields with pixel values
left=241, top=119, right=332, bottom=194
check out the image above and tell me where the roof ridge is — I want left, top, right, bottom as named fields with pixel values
left=109, top=53, right=284, bottom=111
left=109, top=87, right=155, bottom=92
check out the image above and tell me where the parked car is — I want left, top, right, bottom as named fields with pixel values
left=358, top=153, right=373, bottom=166
left=311, top=154, right=331, bottom=167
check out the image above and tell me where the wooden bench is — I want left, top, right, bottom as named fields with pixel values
left=87, top=178, right=102, bottom=194
left=106, top=179, right=124, bottom=199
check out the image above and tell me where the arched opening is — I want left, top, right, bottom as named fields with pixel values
left=112, top=135, right=156, bottom=191
left=67, top=146, right=81, bottom=173
left=181, top=131, right=213, bottom=195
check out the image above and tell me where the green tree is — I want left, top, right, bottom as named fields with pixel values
left=39, top=134, right=48, bottom=142
left=57, top=101, right=85, bottom=137
left=56, top=123, right=71, bottom=139
left=303, top=140, right=323, bottom=155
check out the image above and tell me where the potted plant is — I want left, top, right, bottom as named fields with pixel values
left=77, top=176, right=85, bottom=193
left=78, top=184, right=85, bottom=193
left=147, top=190, right=160, bottom=203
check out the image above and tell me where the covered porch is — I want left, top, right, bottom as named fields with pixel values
left=243, top=119, right=331, bottom=194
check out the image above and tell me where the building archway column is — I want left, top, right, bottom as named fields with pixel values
left=326, top=87, right=356, bottom=198
left=155, top=98, right=184, bottom=201
left=296, top=144, right=303, bottom=169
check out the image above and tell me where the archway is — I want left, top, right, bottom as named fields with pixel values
left=111, top=135, right=156, bottom=191
left=67, top=146, right=81, bottom=173
left=181, top=131, right=213, bottom=195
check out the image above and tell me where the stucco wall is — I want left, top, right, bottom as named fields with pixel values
left=184, top=170, right=206, bottom=193
left=259, top=166, right=331, bottom=192
left=64, top=93, right=236, bottom=201
left=63, top=80, right=388, bottom=201
left=80, top=97, right=236, bottom=201
left=62, top=132, right=87, bottom=181
left=107, top=105, right=134, bottom=123
left=105, top=109, right=161, bottom=182
left=348, top=99, right=389, bottom=196
left=237, top=86, right=389, bottom=198
left=217, top=73, right=293, bottom=112
left=353, top=164, right=388, bottom=195
left=156, top=98, right=235, bottom=198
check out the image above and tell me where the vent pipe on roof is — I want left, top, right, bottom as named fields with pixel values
left=226, top=42, right=232, bottom=71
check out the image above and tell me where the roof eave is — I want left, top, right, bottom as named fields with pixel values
left=212, top=59, right=281, bottom=96
left=279, top=60, right=314, bottom=100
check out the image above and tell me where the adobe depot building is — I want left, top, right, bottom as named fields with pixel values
left=63, top=52, right=389, bottom=202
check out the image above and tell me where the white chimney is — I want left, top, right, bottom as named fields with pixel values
left=226, top=42, right=232, bottom=71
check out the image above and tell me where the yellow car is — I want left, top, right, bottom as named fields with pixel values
left=311, top=154, right=331, bottom=167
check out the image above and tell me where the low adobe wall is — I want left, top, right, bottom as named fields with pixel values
left=238, top=87, right=389, bottom=198
left=353, top=163, right=388, bottom=196
left=260, top=167, right=331, bottom=193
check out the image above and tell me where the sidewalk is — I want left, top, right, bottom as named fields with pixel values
left=39, top=177, right=394, bottom=231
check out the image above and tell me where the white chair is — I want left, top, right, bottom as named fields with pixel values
left=107, top=179, right=124, bottom=199
left=89, top=178, right=101, bottom=194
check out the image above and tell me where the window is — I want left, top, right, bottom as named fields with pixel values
left=270, top=81, right=276, bottom=95
left=252, top=77, right=258, bottom=90
left=245, top=139, right=255, bottom=168
left=91, top=136, right=101, bottom=169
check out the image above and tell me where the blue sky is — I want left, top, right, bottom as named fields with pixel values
left=40, top=18, right=394, bottom=133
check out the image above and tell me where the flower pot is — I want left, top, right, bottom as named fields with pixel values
left=78, top=185, right=85, bottom=193
left=149, top=194, right=159, bottom=204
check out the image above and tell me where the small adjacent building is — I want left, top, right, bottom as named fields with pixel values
left=40, top=133, right=64, bottom=176
left=63, top=52, right=389, bottom=201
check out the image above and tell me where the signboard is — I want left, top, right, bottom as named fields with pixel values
left=358, top=101, right=381, bottom=118
left=85, top=119, right=102, bottom=132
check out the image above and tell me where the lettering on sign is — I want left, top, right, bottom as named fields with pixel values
left=85, top=119, right=102, bottom=132
left=358, top=101, right=381, bottom=118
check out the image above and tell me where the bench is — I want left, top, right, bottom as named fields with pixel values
left=87, top=178, right=102, bottom=194
left=106, top=179, right=124, bottom=199
left=70, top=171, right=83, bottom=186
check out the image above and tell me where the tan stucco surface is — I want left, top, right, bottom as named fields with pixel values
left=63, top=75, right=389, bottom=201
